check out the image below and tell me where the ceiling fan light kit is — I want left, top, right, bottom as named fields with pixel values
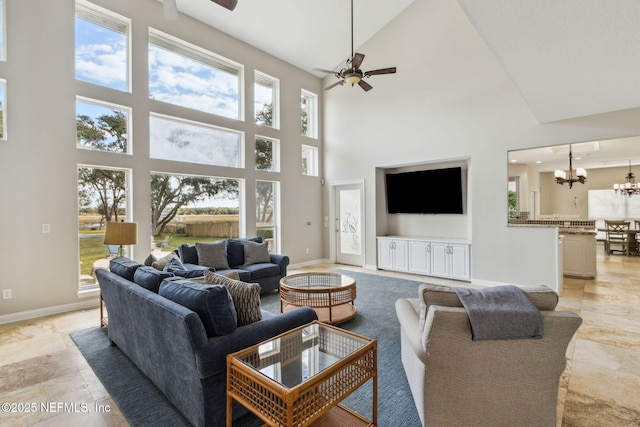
left=313, top=0, right=396, bottom=92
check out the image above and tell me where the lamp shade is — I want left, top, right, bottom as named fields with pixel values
left=104, top=222, right=138, bottom=246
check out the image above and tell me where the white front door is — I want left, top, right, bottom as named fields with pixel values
left=335, top=183, right=364, bottom=266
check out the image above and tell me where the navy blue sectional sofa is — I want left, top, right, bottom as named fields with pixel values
left=96, top=257, right=317, bottom=427
left=174, top=237, right=288, bottom=293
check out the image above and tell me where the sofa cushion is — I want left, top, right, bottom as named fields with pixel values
left=178, top=243, right=199, bottom=265
left=227, top=237, right=263, bottom=267
left=152, top=252, right=179, bottom=270
left=196, top=241, right=230, bottom=270
left=159, top=278, right=237, bottom=337
left=243, top=240, right=270, bottom=265
left=133, top=266, right=174, bottom=293
left=240, top=263, right=281, bottom=280
left=204, top=271, right=262, bottom=326
left=418, top=283, right=559, bottom=331
left=109, top=257, right=143, bottom=281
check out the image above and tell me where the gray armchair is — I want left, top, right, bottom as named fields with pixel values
left=395, top=283, right=582, bottom=427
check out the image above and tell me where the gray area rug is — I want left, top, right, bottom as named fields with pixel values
left=70, top=269, right=423, bottom=426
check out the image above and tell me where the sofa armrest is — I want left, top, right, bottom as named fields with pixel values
left=395, top=298, right=427, bottom=363
left=194, top=306, right=317, bottom=377
left=270, top=254, right=290, bottom=276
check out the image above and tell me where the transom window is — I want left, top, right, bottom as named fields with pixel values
left=255, top=136, right=279, bottom=172
left=149, top=29, right=243, bottom=120
left=302, top=145, right=318, bottom=176
left=150, top=113, right=243, bottom=168
left=255, top=71, right=279, bottom=128
left=76, top=97, right=130, bottom=154
left=75, top=1, right=130, bottom=92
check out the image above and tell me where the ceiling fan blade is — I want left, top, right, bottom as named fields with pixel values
left=358, top=79, right=373, bottom=91
left=351, top=52, right=365, bottom=70
left=325, top=80, right=345, bottom=91
left=211, top=0, right=238, bottom=11
left=313, top=68, right=338, bottom=74
left=365, top=67, right=397, bottom=76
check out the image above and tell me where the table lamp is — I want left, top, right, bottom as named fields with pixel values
left=104, top=221, right=138, bottom=257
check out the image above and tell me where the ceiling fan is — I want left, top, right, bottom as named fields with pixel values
left=314, top=0, right=396, bottom=92
left=163, top=0, right=237, bottom=20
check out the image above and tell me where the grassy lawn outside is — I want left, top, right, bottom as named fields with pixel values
left=78, top=232, right=228, bottom=277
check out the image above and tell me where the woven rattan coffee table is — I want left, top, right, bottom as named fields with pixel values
left=279, top=272, right=357, bottom=324
left=226, top=321, right=377, bottom=427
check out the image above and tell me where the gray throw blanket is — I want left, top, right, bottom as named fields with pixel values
left=454, top=285, right=544, bottom=341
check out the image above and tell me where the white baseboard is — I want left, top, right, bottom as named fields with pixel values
left=0, top=299, right=99, bottom=325
left=289, top=259, right=331, bottom=269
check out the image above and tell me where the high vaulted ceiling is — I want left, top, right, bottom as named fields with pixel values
left=167, top=0, right=640, bottom=124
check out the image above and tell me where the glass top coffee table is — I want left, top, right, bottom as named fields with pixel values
left=279, top=272, right=357, bottom=324
left=226, top=321, right=377, bottom=426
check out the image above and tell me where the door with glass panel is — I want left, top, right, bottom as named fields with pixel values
left=335, top=184, right=364, bottom=266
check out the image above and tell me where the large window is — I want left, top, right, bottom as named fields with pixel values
left=256, top=180, right=279, bottom=253
left=76, top=97, right=130, bottom=154
left=78, top=165, right=131, bottom=287
left=255, top=71, right=278, bottom=128
left=301, top=89, right=318, bottom=138
left=255, top=136, right=279, bottom=172
left=150, top=114, right=243, bottom=168
left=75, top=1, right=130, bottom=92
left=150, top=173, right=241, bottom=249
left=149, top=29, right=243, bottom=120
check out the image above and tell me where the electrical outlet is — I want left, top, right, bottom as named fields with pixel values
left=42, top=224, right=51, bottom=233
left=305, top=248, right=310, bottom=254
left=3, top=289, right=12, bottom=299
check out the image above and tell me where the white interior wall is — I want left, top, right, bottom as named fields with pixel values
left=0, top=0, right=323, bottom=320
left=322, top=0, right=640, bottom=287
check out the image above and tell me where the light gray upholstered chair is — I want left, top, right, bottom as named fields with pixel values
left=395, top=283, right=582, bottom=427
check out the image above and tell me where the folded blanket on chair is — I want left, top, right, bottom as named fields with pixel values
left=454, top=285, right=544, bottom=340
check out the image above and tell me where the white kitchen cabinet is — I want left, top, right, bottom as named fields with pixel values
left=377, top=237, right=408, bottom=271
left=378, top=236, right=470, bottom=280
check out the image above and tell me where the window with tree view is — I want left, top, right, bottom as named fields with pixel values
left=256, top=180, right=279, bottom=253
left=78, top=166, right=130, bottom=287
left=255, top=71, right=278, bottom=128
left=302, top=145, right=318, bottom=176
left=150, top=173, right=240, bottom=250
left=76, top=98, right=130, bottom=153
left=256, top=136, right=278, bottom=172
left=75, top=2, right=129, bottom=92
left=301, top=89, right=317, bottom=138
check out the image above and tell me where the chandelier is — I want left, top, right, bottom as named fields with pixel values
left=554, top=144, right=587, bottom=189
left=613, top=160, right=640, bottom=197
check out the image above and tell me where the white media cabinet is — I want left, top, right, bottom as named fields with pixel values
left=377, top=236, right=471, bottom=281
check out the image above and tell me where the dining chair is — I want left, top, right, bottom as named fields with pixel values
left=604, top=220, right=630, bottom=255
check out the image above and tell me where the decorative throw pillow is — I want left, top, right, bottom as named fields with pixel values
left=159, top=278, right=237, bottom=337
left=204, top=271, right=262, bottom=326
left=196, top=241, right=230, bottom=270
left=227, top=237, right=263, bottom=267
left=143, top=253, right=157, bottom=267
left=178, top=243, right=199, bottom=265
left=243, top=240, right=270, bottom=265
left=152, top=252, right=179, bottom=271
left=133, top=266, right=173, bottom=293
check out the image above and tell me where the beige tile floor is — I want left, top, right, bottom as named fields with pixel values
left=1, top=246, right=639, bottom=426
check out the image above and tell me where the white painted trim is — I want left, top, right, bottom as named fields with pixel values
left=289, top=259, right=331, bottom=269
left=0, top=299, right=99, bottom=325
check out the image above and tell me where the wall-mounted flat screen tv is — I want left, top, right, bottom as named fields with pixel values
left=385, top=167, right=464, bottom=214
